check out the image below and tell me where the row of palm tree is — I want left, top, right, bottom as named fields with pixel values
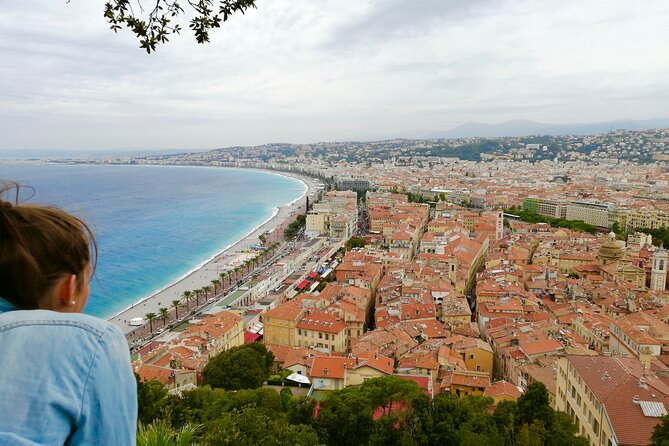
left=142, top=242, right=284, bottom=333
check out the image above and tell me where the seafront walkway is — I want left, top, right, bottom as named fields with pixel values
left=126, top=241, right=296, bottom=350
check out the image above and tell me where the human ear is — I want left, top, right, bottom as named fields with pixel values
left=48, top=274, right=79, bottom=312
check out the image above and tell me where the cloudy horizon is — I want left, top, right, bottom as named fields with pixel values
left=1, top=0, right=668, bottom=151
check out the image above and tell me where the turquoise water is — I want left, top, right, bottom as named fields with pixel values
left=0, top=164, right=306, bottom=318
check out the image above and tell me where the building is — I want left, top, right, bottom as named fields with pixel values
left=566, top=201, right=615, bottom=228
left=651, top=246, right=667, bottom=291
left=556, top=355, right=669, bottom=446
left=523, top=197, right=568, bottom=219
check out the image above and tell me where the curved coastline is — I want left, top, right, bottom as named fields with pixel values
left=107, top=166, right=313, bottom=332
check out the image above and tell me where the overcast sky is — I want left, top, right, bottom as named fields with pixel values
left=1, top=0, right=668, bottom=151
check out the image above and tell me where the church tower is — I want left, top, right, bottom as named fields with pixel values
left=651, top=245, right=667, bottom=291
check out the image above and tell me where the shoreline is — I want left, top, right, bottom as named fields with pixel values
left=108, top=168, right=317, bottom=333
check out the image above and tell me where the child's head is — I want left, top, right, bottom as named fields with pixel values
left=0, top=183, right=97, bottom=311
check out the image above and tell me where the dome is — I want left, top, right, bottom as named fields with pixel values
left=599, top=235, right=624, bottom=264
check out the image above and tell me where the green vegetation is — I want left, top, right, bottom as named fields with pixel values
left=137, top=378, right=585, bottom=446
left=505, top=208, right=599, bottom=234
left=651, top=414, right=669, bottom=445
left=284, top=214, right=306, bottom=240
left=634, top=226, right=669, bottom=247
left=346, top=236, right=366, bottom=251
left=202, top=343, right=274, bottom=390
left=104, top=0, right=258, bottom=53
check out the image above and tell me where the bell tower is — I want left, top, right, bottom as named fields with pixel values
left=651, top=246, right=667, bottom=291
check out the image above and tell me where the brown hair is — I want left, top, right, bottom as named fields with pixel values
left=0, top=182, right=97, bottom=310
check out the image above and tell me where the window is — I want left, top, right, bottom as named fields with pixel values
left=470, top=354, right=475, bottom=359
left=319, top=332, right=323, bottom=339
left=476, top=365, right=482, bottom=371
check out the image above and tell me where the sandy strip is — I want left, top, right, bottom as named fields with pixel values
left=108, top=169, right=319, bottom=334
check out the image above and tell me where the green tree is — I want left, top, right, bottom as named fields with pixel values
left=258, top=233, right=267, bottom=246
left=651, top=415, right=669, bottom=446
left=360, top=376, right=422, bottom=416
left=202, top=405, right=319, bottom=446
left=211, top=279, right=221, bottom=295
left=159, top=307, right=169, bottom=327
left=171, top=300, right=181, bottom=319
left=516, top=382, right=553, bottom=431
left=104, top=0, right=258, bottom=53
left=346, top=236, right=366, bottom=251
left=202, top=343, right=274, bottom=390
left=145, top=312, right=157, bottom=332
left=317, top=388, right=375, bottom=446
left=136, top=374, right=169, bottom=425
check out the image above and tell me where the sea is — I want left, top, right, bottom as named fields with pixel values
left=0, top=163, right=306, bottom=318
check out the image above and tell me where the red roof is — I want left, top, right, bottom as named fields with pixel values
left=296, top=279, right=310, bottom=290
left=244, top=332, right=261, bottom=343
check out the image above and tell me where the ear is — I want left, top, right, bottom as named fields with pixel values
left=49, top=274, right=78, bottom=311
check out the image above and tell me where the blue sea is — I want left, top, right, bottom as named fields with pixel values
left=0, top=164, right=306, bottom=318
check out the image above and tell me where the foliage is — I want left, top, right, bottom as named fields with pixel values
left=284, top=214, right=306, bottom=240
left=635, top=226, right=669, bottom=247
left=104, top=0, right=257, bottom=53
left=346, top=236, right=366, bottom=251
left=202, top=405, right=320, bottom=446
left=202, top=343, right=273, bottom=390
left=651, top=415, right=669, bottom=446
left=136, top=374, right=169, bottom=424
left=139, top=376, right=587, bottom=446
left=137, top=419, right=202, bottom=446
left=504, top=208, right=599, bottom=234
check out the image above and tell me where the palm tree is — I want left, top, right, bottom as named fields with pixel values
left=145, top=312, right=157, bottom=332
left=211, top=279, right=221, bottom=294
left=219, top=272, right=228, bottom=288
left=171, top=300, right=181, bottom=319
left=182, top=290, right=192, bottom=309
left=202, top=285, right=212, bottom=298
left=194, top=288, right=203, bottom=306
left=270, top=242, right=280, bottom=256
left=159, top=307, right=169, bottom=326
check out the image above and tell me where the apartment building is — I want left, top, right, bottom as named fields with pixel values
left=556, top=355, right=669, bottom=446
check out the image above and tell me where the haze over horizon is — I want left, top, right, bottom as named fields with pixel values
left=2, top=0, right=668, bottom=151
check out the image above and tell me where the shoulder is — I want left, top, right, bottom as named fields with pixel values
left=0, top=309, right=123, bottom=341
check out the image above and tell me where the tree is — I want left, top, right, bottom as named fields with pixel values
left=317, top=388, right=375, bottom=446
left=104, top=0, right=258, bottom=53
left=651, top=415, right=669, bottom=446
left=145, top=312, right=157, bottom=332
left=360, top=376, right=422, bottom=416
left=258, top=233, right=266, bottom=246
left=202, top=405, right=319, bottom=446
left=135, top=373, right=168, bottom=425
left=159, top=307, right=169, bottom=326
left=182, top=290, right=192, bottom=309
left=516, top=382, right=553, bottom=431
left=346, top=236, right=366, bottom=251
left=212, top=279, right=221, bottom=294
left=202, top=285, right=212, bottom=299
left=202, top=343, right=274, bottom=390
left=171, top=300, right=181, bottom=319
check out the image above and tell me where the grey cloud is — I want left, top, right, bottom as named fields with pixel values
left=322, top=0, right=505, bottom=51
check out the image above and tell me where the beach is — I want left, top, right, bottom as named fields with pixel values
left=109, top=169, right=319, bottom=334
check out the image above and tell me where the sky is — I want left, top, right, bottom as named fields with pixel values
left=1, top=0, right=668, bottom=151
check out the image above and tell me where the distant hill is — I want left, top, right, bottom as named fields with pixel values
left=0, top=148, right=204, bottom=160
left=430, top=118, right=669, bottom=138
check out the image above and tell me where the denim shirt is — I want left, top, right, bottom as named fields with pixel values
left=0, top=298, right=137, bottom=445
